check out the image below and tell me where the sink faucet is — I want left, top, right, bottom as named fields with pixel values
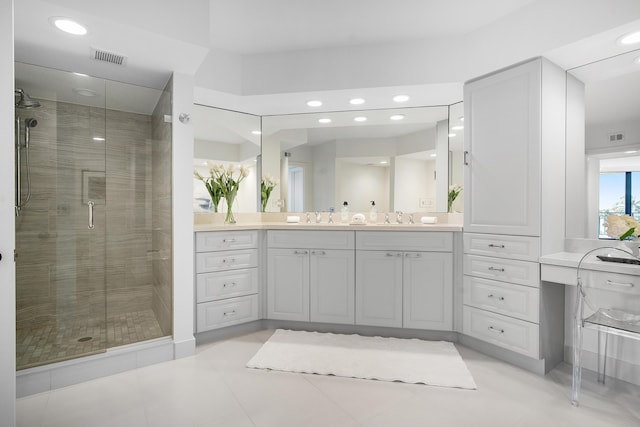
left=408, top=213, right=414, bottom=225
left=306, top=212, right=311, bottom=223
left=384, top=213, right=390, bottom=224
left=315, top=211, right=322, bottom=223
left=396, top=211, right=403, bottom=224
left=328, top=211, right=334, bottom=223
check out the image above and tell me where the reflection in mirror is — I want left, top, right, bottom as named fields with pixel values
left=448, top=102, right=464, bottom=213
left=192, top=105, right=261, bottom=213
left=261, top=106, right=451, bottom=215
left=568, top=49, right=640, bottom=238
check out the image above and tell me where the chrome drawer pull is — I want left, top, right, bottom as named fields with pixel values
left=223, top=310, right=236, bottom=316
left=294, top=250, right=308, bottom=255
left=605, top=280, right=634, bottom=288
left=311, top=250, right=326, bottom=256
left=488, top=244, right=505, bottom=248
left=223, top=282, right=237, bottom=288
left=405, top=253, right=422, bottom=258
left=386, top=252, right=401, bottom=257
left=488, top=294, right=505, bottom=301
left=222, top=238, right=236, bottom=243
left=488, top=267, right=505, bottom=272
left=488, top=326, right=505, bottom=334
left=222, top=258, right=236, bottom=264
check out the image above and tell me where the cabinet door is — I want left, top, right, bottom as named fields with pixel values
left=310, top=249, right=355, bottom=324
left=355, top=250, right=403, bottom=327
left=464, top=59, right=541, bottom=236
left=403, top=252, right=453, bottom=330
left=267, top=249, right=310, bottom=321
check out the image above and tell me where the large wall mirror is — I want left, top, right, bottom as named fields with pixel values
left=569, top=49, right=640, bottom=238
left=261, top=106, right=454, bottom=215
left=192, top=105, right=261, bottom=213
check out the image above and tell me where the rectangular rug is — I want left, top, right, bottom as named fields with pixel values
left=246, top=329, right=477, bottom=390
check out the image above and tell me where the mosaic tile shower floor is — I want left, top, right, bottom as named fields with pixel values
left=17, top=308, right=164, bottom=370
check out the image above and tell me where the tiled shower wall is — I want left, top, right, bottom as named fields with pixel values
left=151, top=79, right=173, bottom=336
left=16, top=97, right=170, bottom=367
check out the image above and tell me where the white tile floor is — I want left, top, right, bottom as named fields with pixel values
left=16, top=329, right=640, bottom=427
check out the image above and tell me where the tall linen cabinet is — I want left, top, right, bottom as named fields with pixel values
left=462, top=57, right=580, bottom=374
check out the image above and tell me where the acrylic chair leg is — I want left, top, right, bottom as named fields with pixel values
left=597, top=329, right=608, bottom=384
left=571, top=293, right=584, bottom=407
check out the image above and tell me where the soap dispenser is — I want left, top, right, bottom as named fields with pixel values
left=369, top=201, right=378, bottom=223
left=341, top=201, right=349, bottom=223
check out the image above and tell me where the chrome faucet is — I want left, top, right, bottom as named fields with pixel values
left=328, top=211, right=334, bottom=223
left=384, top=213, right=390, bottom=224
left=408, top=213, right=414, bottom=225
left=306, top=212, right=311, bottom=223
left=315, top=211, right=322, bottom=223
left=396, top=211, right=403, bottom=224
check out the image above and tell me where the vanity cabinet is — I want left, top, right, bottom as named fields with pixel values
left=194, top=230, right=259, bottom=332
left=462, top=57, right=568, bottom=371
left=267, top=230, right=355, bottom=324
left=355, top=231, right=453, bottom=330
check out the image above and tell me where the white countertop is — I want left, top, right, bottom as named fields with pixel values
left=194, top=222, right=463, bottom=233
left=540, top=251, right=640, bottom=286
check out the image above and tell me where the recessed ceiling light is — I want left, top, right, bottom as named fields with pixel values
left=349, top=98, right=365, bottom=105
left=73, top=88, right=98, bottom=97
left=251, top=130, right=262, bottom=135
left=92, top=137, right=105, bottom=142
left=390, top=114, right=405, bottom=121
left=379, top=160, right=388, bottom=164
left=318, top=118, right=332, bottom=124
left=451, top=125, right=464, bottom=130
left=618, top=31, right=640, bottom=45
left=50, top=17, right=87, bottom=36
left=307, top=100, right=323, bottom=107
left=430, top=153, right=437, bottom=158
left=625, top=150, right=638, bottom=154
left=393, top=95, right=410, bottom=103
left=354, top=116, right=367, bottom=122
left=448, top=133, right=456, bottom=137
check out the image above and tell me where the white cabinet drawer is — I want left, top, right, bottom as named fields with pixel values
left=268, top=230, right=355, bottom=249
left=356, top=231, right=453, bottom=252
left=463, top=306, right=539, bottom=358
left=464, top=233, right=539, bottom=261
left=196, top=268, right=258, bottom=303
left=196, top=231, right=258, bottom=252
left=463, top=276, right=539, bottom=323
left=196, top=249, right=258, bottom=273
left=196, top=295, right=259, bottom=332
left=464, top=254, right=540, bottom=288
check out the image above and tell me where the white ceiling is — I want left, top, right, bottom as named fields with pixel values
left=11, top=0, right=640, bottom=118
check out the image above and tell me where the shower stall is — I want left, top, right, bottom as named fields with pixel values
left=14, top=62, right=173, bottom=370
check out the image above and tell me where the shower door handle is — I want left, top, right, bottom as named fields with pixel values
left=87, top=201, right=95, bottom=229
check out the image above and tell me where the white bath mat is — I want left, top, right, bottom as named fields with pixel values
left=247, top=329, right=477, bottom=390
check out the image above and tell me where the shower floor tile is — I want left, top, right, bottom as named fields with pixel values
left=17, top=308, right=165, bottom=370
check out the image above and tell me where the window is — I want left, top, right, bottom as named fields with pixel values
left=599, top=171, right=640, bottom=238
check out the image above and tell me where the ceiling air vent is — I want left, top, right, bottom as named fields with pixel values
left=90, top=47, right=127, bottom=66
left=608, top=132, right=625, bottom=143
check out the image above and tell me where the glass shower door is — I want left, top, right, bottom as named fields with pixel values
left=15, top=63, right=108, bottom=369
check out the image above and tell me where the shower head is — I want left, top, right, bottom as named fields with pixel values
left=15, top=89, right=41, bottom=109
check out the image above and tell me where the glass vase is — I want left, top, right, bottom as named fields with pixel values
left=224, top=192, right=237, bottom=224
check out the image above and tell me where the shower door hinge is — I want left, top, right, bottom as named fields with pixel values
left=14, top=249, right=17, bottom=262
left=163, top=115, right=172, bottom=123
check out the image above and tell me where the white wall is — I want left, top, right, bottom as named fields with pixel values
left=335, top=160, right=389, bottom=214
left=171, top=73, right=196, bottom=358
left=586, top=119, right=640, bottom=154
left=0, top=2, right=16, bottom=425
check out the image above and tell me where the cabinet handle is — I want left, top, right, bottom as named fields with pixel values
left=605, top=280, right=634, bottom=288
left=386, top=252, right=401, bottom=257
left=222, top=258, right=236, bottom=264
left=488, top=244, right=505, bottom=248
left=87, top=201, right=95, bottom=229
left=311, top=250, right=326, bottom=256
left=294, top=250, right=308, bottom=255
left=488, top=326, right=505, bottom=334
left=488, top=294, right=505, bottom=301
left=223, top=282, right=236, bottom=288
left=222, top=238, right=236, bottom=243
left=223, top=310, right=236, bottom=316
left=464, top=151, right=469, bottom=166
left=488, top=267, right=505, bottom=272
left=404, top=253, right=422, bottom=258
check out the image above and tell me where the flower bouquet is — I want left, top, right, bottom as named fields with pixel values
left=195, top=162, right=249, bottom=223
left=448, top=184, right=462, bottom=213
left=261, top=174, right=278, bottom=212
